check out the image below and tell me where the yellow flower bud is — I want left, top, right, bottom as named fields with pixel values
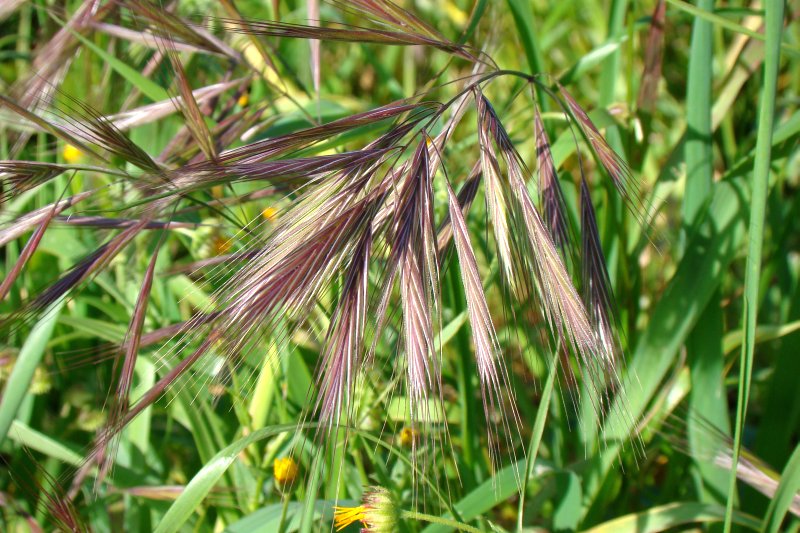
left=273, top=457, right=298, bottom=488
left=237, top=93, right=249, bottom=107
left=262, top=206, right=278, bottom=221
left=63, top=144, right=83, bottom=164
left=398, top=426, right=417, bottom=447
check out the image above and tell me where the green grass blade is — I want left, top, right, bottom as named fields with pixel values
left=762, top=443, right=800, bottom=533
left=68, top=29, right=171, bottom=102
left=682, top=0, right=713, bottom=228
left=559, top=35, right=628, bottom=85
left=683, top=0, right=731, bottom=507
left=583, top=502, right=761, bottom=533
left=421, top=459, right=554, bottom=533
left=299, top=452, right=324, bottom=533
left=7, top=420, right=82, bottom=466
left=517, top=352, right=560, bottom=531
left=154, top=424, right=302, bottom=533
left=724, top=1, right=785, bottom=531
left=664, top=0, right=799, bottom=57
left=722, top=320, right=800, bottom=354
left=505, top=0, right=549, bottom=111
left=504, top=0, right=545, bottom=75
left=0, top=297, right=65, bottom=447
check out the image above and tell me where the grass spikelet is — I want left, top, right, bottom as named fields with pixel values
left=475, top=92, right=516, bottom=290
left=393, top=140, right=442, bottom=432
left=445, top=177, right=519, bottom=469
left=534, top=105, right=570, bottom=252
left=556, top=83, right=648, bottom=225
left=479, top=91, right=618, bottom=415
left=314, top=229, right=372, bottom=433
left=580, top=178, right=620, bottom=360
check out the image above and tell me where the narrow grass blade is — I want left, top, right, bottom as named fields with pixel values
left=504, top=0, right=544, bottom=75
left=725, top=1, right=785, bottom=530
left=762, top=444, right=800, bottom=532
left=7, top=420, right=83, bottom=466
left=582, top=502, right=761, bottom=533
left=0, top=297, right=65, bottom=446
left=664, top=0, right=799, bottom=57
left=682, top=0, right=731, bottom=506
left=67, top=29, right=171, bottom=102
left=154, top=424, right=302, bottom=533
left=517, top=352, right=560, bottom=531
left=421, top=460, right=553, bottom=533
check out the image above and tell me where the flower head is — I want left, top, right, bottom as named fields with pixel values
left=62, top=144, right=83, bottom=164
left=237, top=93, right=249, bottom=107
left=398, top=426, right=417, bottom=447
left=334, top=487, right=398, bottom=532
left=273, top=457, right=298, bottom=488
left=262, top=206, right=278, bottom=221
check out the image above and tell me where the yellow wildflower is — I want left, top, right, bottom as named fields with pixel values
left=262, top=206, right=278, bottom=221
left=273, top=457, right=298, bottom=488
left=63, top=144, right=83, bottom=164
left=334, top=487, right=398, bottom=532
left=237, top=93, right=249, bottom=107
left=398, top=426, right=417, bottom=447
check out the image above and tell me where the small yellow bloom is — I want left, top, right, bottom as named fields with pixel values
left=261, top=206, right=278, bottom=221
left=63, top=144, right=83, bottom=164
left=273, top=457, right=298, bottom=487
left=499, top=502, right=517, bottom=522
left=334, top=487, right=398, bottom=532
left=211, top=185, right=224, bottom=198
left=334, top=505, right=367, bottom=531
left=237, top=93, right=249, bottom=107
left=398, top=426, right=417, bottom=447
left=444, top=1, right=468, bottom=26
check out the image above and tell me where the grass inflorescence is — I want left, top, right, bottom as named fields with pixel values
left=0, top=1, right=798, bottom=531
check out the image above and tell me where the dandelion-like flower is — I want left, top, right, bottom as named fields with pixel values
left=334, top=487, right=398, bottom=532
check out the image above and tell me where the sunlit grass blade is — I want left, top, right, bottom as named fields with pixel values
left=725, top=1, right=786, bottom=530
left=0, top=297, right=65, bottom=446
